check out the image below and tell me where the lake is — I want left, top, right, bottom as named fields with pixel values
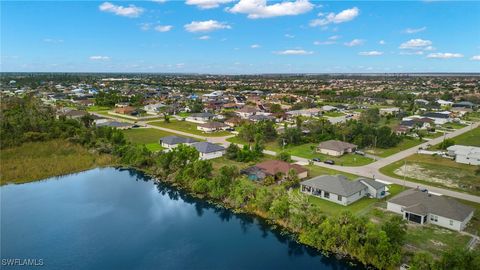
left=1, top=168, right=364, bottom=270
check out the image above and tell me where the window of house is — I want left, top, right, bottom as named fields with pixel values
left=324, top=192, right=330, bottom=199
left=359, top=190, right=362, bottom=196
left=431, top=215, right=438, bottom=222
left=338, top=195, right=342, bottom=201
left=450, top=220, right=453, bottom=226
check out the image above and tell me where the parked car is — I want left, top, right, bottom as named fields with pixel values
left=312, top=158, right=321, bottom=162
left=324, top=160, right=335, bottom=165
left=355, top=150, right=365, bottom=156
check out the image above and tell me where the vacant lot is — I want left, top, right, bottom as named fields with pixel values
left=148, top=120, right=231, bottom=137
left=366, top=137, right=424, bottom=157
left=1, top=140, right=115, bottom=185
left=122, top=128, right=200, bottom=151
left=449, top=127, right=480, bottom=147
left=380, top=154, right=480, bottom=195
left=227, top=137, right=373, bottom=166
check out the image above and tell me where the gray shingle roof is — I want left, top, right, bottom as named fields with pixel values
left=388, top=189, right=474, bottom=221
left=160, top=136, right=198, bottom=145
left=191, top=142, right=225, bottom=153
left=300, top=175, right=366, bottom=197
left=359, top=178, right=386, bottom=190
left=317, top=140, right=357, bottom=152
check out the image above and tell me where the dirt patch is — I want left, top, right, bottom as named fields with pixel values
left=394, top=164, right=461, bottom=188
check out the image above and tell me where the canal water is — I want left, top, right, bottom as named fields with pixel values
left=1, top=168, right=364, bottom=270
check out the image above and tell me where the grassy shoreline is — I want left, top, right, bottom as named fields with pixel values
left=0, top=140, right=117, bottom=185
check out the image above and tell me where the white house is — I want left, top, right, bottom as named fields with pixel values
left=422, top=112, right=452, bottom=125
left=447, top=145, right=480, bottom=165
left=316, top=140, right=357, bottom=157
left=379, top=107, right=400, bottom=116
left=186, top=112, right=216, bottom=124
left=236, top=106, right=259, bottom=119
left=387, top=189, right=474, bottom=231
left=300, top=175, right=387, bottom=206
left=143, top=103, right=166, bottom=115
left=191, top=142, right=225, bottom=160
left=197, top=122, right=229, bottom=133
left=159, top=136, right=198, bottom=150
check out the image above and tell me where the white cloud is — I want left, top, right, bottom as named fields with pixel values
left=184, top=20, right=231, bottom=32
left=379, top=40, right=386, bottom=45
left=285, top=34, right=295, bottom=38
left=313, top=40, right=335, bottom=45
left=89, top=56, right=110, bottom=61
left=250, top=44, right=261, bottom=48
left=403, top=26, right=427, bottom=34
left=99, top=2, right=144, bottom=18
left=140, top=23, right=151, bottom=31
left=198, top=35, right=211, bottom=40
left=227, top=0, right=314, bottom=19
left=274, top=49, right=313, bottom=55
left=399, top=39, right=432, bottom=49
left=427, top=52, right=463, bottom=59
left=359, top=51, right=383, bottom=56
left=399, top=51, right=424, bottom=55
left=328, top=35, right=341, bottom=40
left=154, top=25, right=173, bottom=32
left=471, top=55, right=480, bottom=61
left=43, top=38, right=64, bottom=43
left=186, top=0, right=234, bottom=9
left=310, top=7, right=359, bottom=27
left=152, top=0, right=167, bottom=3
left=344, top=39, right=364, bottom=47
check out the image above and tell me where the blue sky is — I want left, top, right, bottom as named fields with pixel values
left=2, top=0, right=480, bottom=73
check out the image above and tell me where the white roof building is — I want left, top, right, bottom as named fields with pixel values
left=447, top=145, right=480, bottom=166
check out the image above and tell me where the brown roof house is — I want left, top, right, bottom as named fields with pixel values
left=241, top=160, right=308, bottom=181
left=316, top=140, right=357, bottom=157
left=387, top=189, right=474, bottom=231
left=197, top=121, right=229, bottom=133
left=114, top=106, right=136, bottom=115
left=236, top=106, right=259, bottom=119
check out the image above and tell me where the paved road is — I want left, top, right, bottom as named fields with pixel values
left=95, top=112, right=480, bottom=203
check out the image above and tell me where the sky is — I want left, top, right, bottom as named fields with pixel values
left=1, top=0, right=480, bottom=74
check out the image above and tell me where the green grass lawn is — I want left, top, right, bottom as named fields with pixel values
left=227, top=136, right=373, bottom=166
left=366, top=137, right=424, bottom=157
left=424, top=132, right=444, bottom=139
left=442, top=122, right=468, bottom=130
left=322, top=111, right=345, bottom=117
left=86, top=105, right=112, bottom=112
left=148, top=120, right=231, bottom=137
left=122, top=128, right=203, bottom=152
left=176, top=112, right=190, bottom=118
left=448, top=127, right=480, bottom=147
left=379, top=154, right=480, bottom=196
left=1, top=140, right=115, bottom=185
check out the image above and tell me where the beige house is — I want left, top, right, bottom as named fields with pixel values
left=316, top=140, right=357, bottom=157
left=197, top=121, right=229, bottom=133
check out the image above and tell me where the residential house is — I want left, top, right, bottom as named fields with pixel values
left=300, top=175, right=387, bottom=206
left=197, top=121, right=229, bottom=133
left=236, top=106, right=258, bottom=119
left=387, top=189, right=474, bottom=231
left=62, top=110, right=88, bottom=120
left=186, top=112, right=216, bottom=123
left=379, top=107, right=400, bottom=116
left=96, top=121, right=133, bottom=130
left=143, top=103, right=166, bottom=115
left=241, top=160, right=308, bottom=181
left=316, top=140, right=357, bottom=157
left=114, top=106, right=136, bottom=115
left=191, top=142, right=225, bottom=160
left=452, top=101, right=476, bottom=110
left=286, top=108, right=322, bottom=118
left=159, top=136, right=198, bottom=150
left=248, top=114, right=275, bottom=122
left=224, top=117, right=243, bottom=127
left=437, top=99, right=454, bottom=107
left=422, top=112, right=452, bottom=125
left=447, top=145, right=480, bottom=165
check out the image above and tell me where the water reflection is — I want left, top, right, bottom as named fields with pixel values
left=1, top=168, right=363, bottom=270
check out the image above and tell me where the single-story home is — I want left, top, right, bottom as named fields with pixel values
left=143, top=103, right=166, bottom=115
left=380, top=107, right=400, bottom=116
left=300, top=175, right=387, bottom=206
left=197, top=121, right=229, bottom=133
left=447, top=145, right=480, bottom=165
left=62, top=109, right=88, bottom=119
left=236, top=106, right=259, bottom=119
left=422, top=112, right=452, bottom=125
left=114, top=106, right=136, bottom=115
left=159, top=135, right=198, bottom=149
left=224, top=117, right=243, bottom=127
left=186, top=112, right=216, bottom=123
left=316, top=140, right=357, bottom=157
left=191, top=142, right=225, bottom=160
left=248, top=114, right=275, bottom=122
left=241, top=160, right=308, bottom=181
left=387, top=189, right=474, bottom=231
left=96, top=121, right=133, bottom=130
left=286, top=108, right=322, bottom=118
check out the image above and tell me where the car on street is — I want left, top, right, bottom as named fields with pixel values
left=324, top=160, right=335, bottom=165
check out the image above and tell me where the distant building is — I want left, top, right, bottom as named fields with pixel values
left=422, top=112, right=452, bottom=125
left=236, top=106, right=259, bottom=119
left=300, top=175, right=387, bottom=206
left=241, top=160, right=308, bottom=181
left=143, top=103, right=166, bottom=115
left=96, top=121, right=133, bottom=130
left=114, top=106, right=136, bottom=115
left=316, top=140, right=357, bottom=157
left=191, top=142, right=225, bottom=160
left=379, top=107, right=400, bottom=116
left=159, top=136, right=198, bottom=150
left=447, top=145, right=480, bottom=165
left=197, top=121, right=229, bottom=133
left=186, top=112, right=216, bottom=124
left=387, top=189, right=474, bottom=231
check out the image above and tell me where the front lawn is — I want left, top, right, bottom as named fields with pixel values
left=447, top=127, right=480, bottom=147
left=148, top=120, right=231, bottom=137
left=322, top=111, right=345, bottom=117
left=366, top=137, right=424, bottom=157
left=227, top=136, right=374, bottom=166
left=379, top=154, right=480, bottom=196
left=442, top=122, right=467, bottom=130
